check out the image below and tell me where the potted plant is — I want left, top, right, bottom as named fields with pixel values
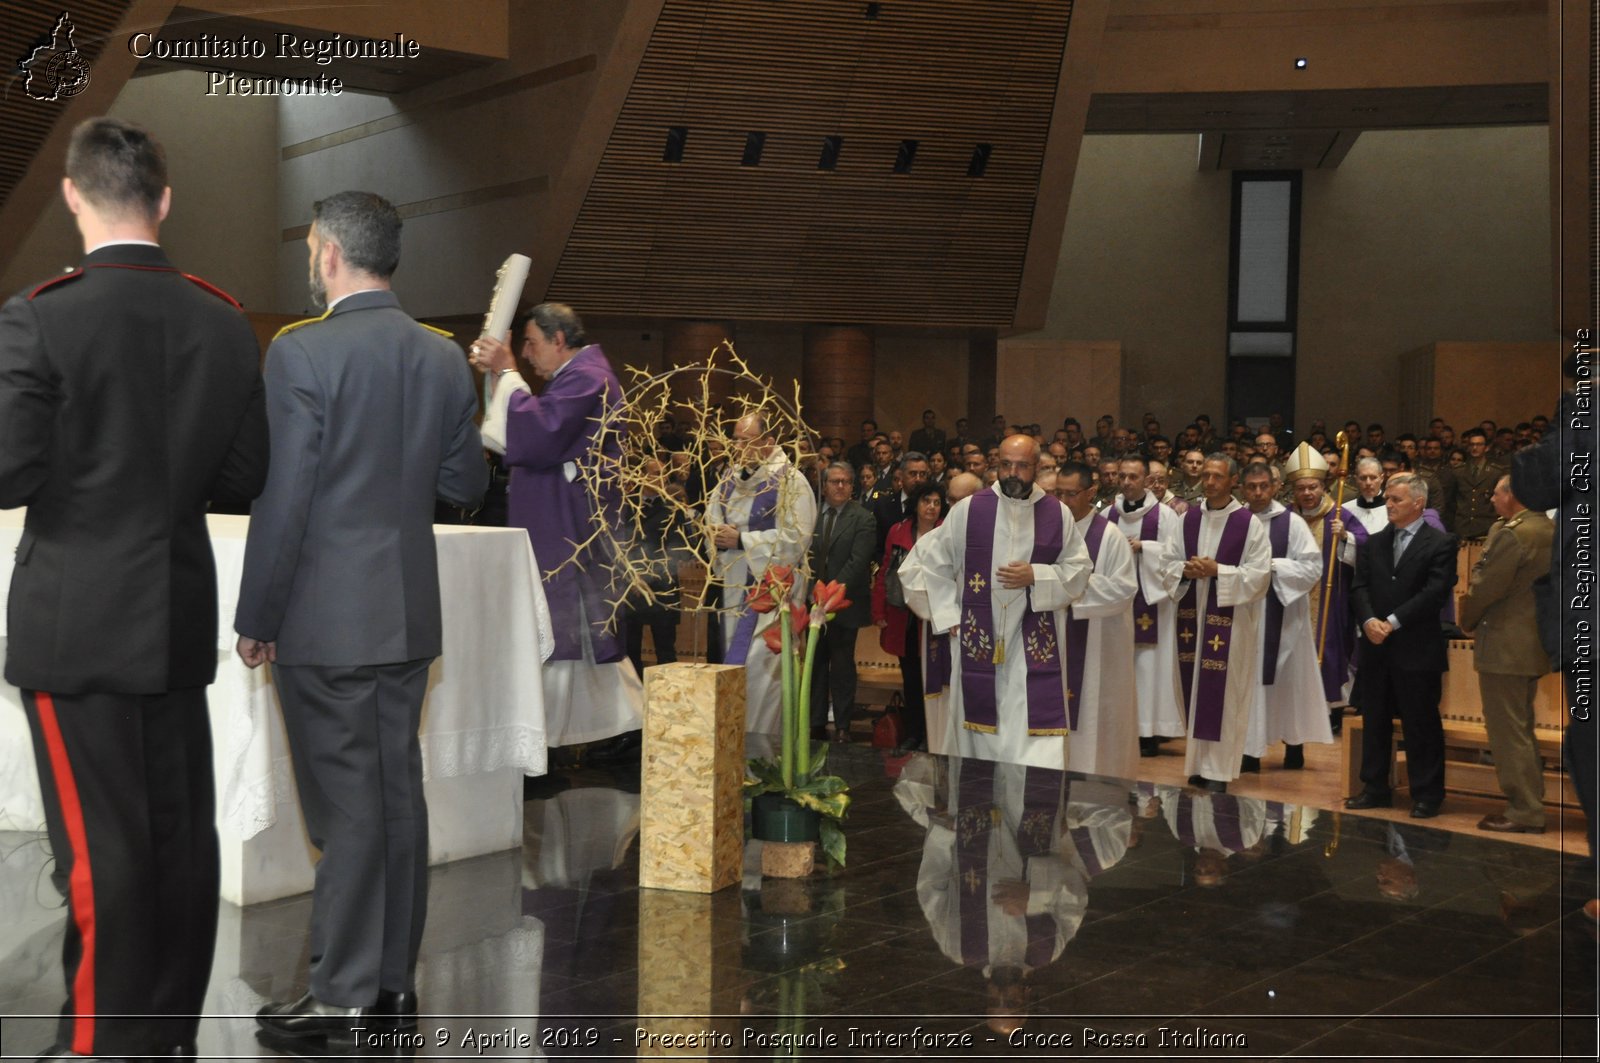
left=743, top=565, right=852, bottom=873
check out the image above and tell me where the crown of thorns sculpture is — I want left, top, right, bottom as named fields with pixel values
left=545, top=341, right=817, bottom=648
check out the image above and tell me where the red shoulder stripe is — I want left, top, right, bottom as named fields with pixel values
left=183, top=273, right=242, bottom=309
left=27, top=270, right=83, bottom=299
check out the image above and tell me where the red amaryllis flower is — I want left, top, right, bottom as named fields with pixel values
left=811, top=579, right=850, bottom=615
left=746, top=564, right=796, bottom=614
left=761, top=602, right=808, bottom=654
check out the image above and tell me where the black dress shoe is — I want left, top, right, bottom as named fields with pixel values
left=1282, top=744, right=1305, bottom=770
left=1239, top=755, right=1261, bottom=774
left=1409, top=800, right=1442, bottom=819
left=370, top=989, right=420, bottom=1029
left=810, top=725, right=828, bottom=742
left=257, top=992, right=363, bottom=1040
left=586, top=729, right=642, bottom=766
left=1139, top=737, right=1160, bottom=757
left=1200, top=778, right=1228, bottom=794
left=1344, top=790, right=1391, bottom=810
left=1187, top=774, right=1206, bottom=787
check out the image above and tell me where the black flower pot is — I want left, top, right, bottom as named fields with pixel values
left=751, top=792, right=821, bottom=842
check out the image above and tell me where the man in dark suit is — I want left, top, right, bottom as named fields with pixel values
left=869, top=450, right=931, bottom=558
left=0, top=117, right=267, bottom=1059
left=1346, top=472, right=1459, bottom=818
left=236, top=191, right=487, bottom=1040
left=908, top=408, right=947, bottom=460
left=809, top=462, right=877, bottom=741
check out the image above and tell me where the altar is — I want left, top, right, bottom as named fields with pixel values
left=0, top=512, right=553, bottom=905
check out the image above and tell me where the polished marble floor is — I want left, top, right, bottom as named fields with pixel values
left=1, top=742, right=1596, bottom=1061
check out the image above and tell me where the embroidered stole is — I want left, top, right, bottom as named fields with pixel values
left=1176, top=505, right=1253, bottom=742
left=1129, top=505, right=1162, bottom=644
left=960, top=492, right=1068, bottom=735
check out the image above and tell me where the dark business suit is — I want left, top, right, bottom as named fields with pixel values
left=0, top=244, right=267, bottom=1057
left=808, top=500, right=875, bottom=736
left=236, top=290, right=486, bottom=1008
left=1350, top=520, right=1459, bottom=804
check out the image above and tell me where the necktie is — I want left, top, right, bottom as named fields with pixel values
left=821, top=508, right=837, bottom=570
left=1393, top=527, right=1411, bottom=566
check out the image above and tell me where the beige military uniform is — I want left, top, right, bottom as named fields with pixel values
left=1452, top=458, right=1507, bottom=540
left=1459, top=509, right=1555, bottom=827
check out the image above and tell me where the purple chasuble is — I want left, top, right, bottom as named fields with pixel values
left=1130, top=506, right=1162, bottom=645
left=504, top=345, right=627, bottom=662
left=960, top=492, right=1069, bottom=736
left=1261, top=511, right=1291, bottom=685
left=1064, top=514, right=1110, bottom=730
left=1176, top=505, right=1253, bottom=742
left=722, top=477, right=782, bottom=662
left=955, top=763, right=1061, bottom=968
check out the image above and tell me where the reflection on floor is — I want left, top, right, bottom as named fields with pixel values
left=1, top=744, right=1595, bottom=1060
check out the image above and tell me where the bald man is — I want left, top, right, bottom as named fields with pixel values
left=705, top=412, right=816, bottom=733
left=899, top=436, right=1092, bottom=767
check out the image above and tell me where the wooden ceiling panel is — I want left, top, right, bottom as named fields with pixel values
left=549, top=0, right=1076, bottom=327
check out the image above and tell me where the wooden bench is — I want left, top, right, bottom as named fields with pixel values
left=1341, top=715, right=1575, bottom=804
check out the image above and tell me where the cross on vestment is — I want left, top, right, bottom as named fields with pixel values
left=963, top=868, right=983, bottom=894
left=1208, top=634, right=1225, bottom=652
left=968, top=572, right=987, bottom=594
left=1179, top=629, right=1194, bottom=643
left=1137, top=612, right=1154, bottom=632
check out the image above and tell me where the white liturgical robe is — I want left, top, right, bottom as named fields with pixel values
left=1179, top=499, right=1272, bottom=783
left=1065, top=511, right=1139, bottom=781
left=1110, top=493, right=1188, bottom=739
left=705, top=449, right=816, bottom=734
left=1245, top=502, right=1336, bottom=757
left=898, top=484, right=1092, bottom=768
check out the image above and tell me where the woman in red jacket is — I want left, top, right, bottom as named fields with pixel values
left=873, top=480, right=946, bottom=750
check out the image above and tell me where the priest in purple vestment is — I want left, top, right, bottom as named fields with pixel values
left=475, top=303, right=644, bottom=749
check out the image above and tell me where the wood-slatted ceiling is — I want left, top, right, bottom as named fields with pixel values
left=548, top=0, right=1074, bottom=328
left=0, top=1, right=133, bottom=216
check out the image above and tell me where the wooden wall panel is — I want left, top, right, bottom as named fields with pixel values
left=548, top=0, right=1077, bottom=327
left=995, top=338, right=1122, bottom=430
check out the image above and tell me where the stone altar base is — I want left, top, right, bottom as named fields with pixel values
left=638, top=663, right=745, bottom=892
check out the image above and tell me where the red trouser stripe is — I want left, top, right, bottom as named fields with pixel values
left=34, top=692, right=97, bottom=1054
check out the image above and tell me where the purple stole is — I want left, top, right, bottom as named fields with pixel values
left=1064, top=515, right=1110, bottom=730
left=1261, top=511, right=1291, bottom=685
left=722, top=477, right=782, bottom=662
left=955, top=764, right=1059, bottom=968
left=960, top=492, right=1069, bottom=736
left=1176, top=505, right=1253, bottom=742
left=1128, top=505, right=1163, bottom=644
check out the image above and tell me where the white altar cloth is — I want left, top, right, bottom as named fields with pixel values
left=0, top=512, right=553, bottom=903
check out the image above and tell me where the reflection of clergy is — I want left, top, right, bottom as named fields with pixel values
left=705, top=413, right=816, bottom=734
left=899, top=436, right=1092, bottom=768
left=1176, top=456, right=1272, bottom=789
left=1157, top=784, right=1269, bottom=887
left=913, top=760, right=1082, bottom=984
left=1053, top=463, right=1140, bottom=780
left=1239, top=463, right=1335, bottom=769
left=479, top=304, right=643, bottom=747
